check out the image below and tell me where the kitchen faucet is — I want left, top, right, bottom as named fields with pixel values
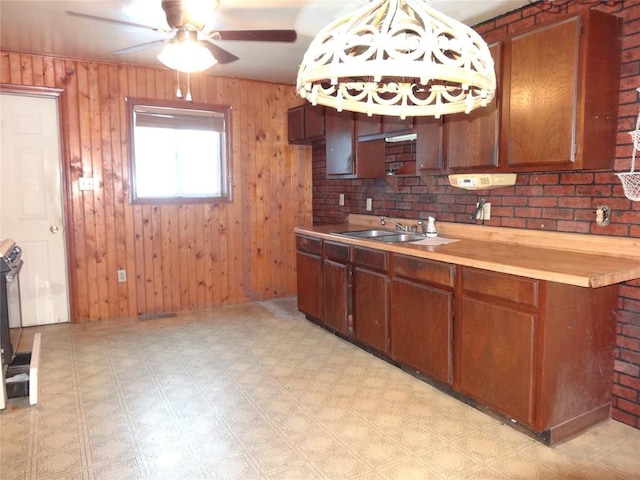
left=471, top=199, right=487, bottom=221
left=380, top=216, right=409, bottom=232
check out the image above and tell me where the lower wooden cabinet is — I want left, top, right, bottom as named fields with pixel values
left=455, top=267, right=619, bottom=443
left=354, top=267, right=389, bottom=352
left=390, top=254, right=455, bottom=384
left=456, top=296, right=536, bottom=424
left=294, top=233, right=620, bottom=444
left=323, top=241, right=351, bottom=335
left=295, top=235, right=323, bottom=322
left=390, top=278, right=453, bottom=384
left=353, top=246, right=390, bottom=353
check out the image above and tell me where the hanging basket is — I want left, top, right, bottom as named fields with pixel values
left=617, top=95, right=640, bottom=202
left=629, top=128, right=640, bottom=151
left=616, top=171, right=640, bottom=201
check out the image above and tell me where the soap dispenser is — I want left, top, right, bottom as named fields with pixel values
left=426, top=216, right=437, bottom=238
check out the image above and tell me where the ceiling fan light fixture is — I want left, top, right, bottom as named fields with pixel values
left=157, top=31, right=217, bottom=73
left=296, top=0, right=496, bottom=119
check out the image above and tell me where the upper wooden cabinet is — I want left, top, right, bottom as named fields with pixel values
left=423, top=9, right=621, bottom=175
left=287, top=104, right=325, bottom=145
left=443, top=42, right=502, bottom=172
left=356, top=113, right=414, bottom=140
left=414, top=116, right=444, bottom=173
left=502, top=9, right=622, bottom=171
left=325, top=109, right=386, bottom=178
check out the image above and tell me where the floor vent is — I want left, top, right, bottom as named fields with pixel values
left=138, top=312, right=177, bottom=321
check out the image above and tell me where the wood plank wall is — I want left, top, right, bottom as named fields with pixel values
left=1, top=51, right=312, bottom=321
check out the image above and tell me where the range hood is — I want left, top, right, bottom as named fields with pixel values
left=448, top=173, right=517, bottom=190
left=385, top=133, right=417, bottom=142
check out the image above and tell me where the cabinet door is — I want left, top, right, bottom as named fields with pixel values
left=444, top=42, right=501, bottom=171
left=323, top=259, right=350, bottom=335
left=505, top=17, right=579, bottom=168
left=296, top=252, right=323, bottom=322
left=356, top=113, right=383, bottom=138
left=390, top=278, right=453, bottom=383
left=288, top=105, right=325, bottom=144
left=456, top=296, right=536, bottom=425
left=288, top=106, right=305, bottom=144
left=326, top=109, right=386, bottom=178
left=383, top=116, right=413, bottom=135
left=304, top=105, right=325, bottom=140
left=353, top=267, right=389, bottom=353
left=414, top=116, right=443, bottom=173
left=356, top=114, right=413, bottom=139
left=325, top=109, right=355, bottom=175
left=355, top=139, right=386, bottom=178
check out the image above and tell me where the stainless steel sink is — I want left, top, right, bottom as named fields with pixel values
left=334, top=229, right=425, bottom=243
left=335, top=229, right=396, bottom=238
left=370, top=233, right=425, bottom=243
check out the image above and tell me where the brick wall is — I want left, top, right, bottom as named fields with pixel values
left=310, top=0, right=640, bottom=429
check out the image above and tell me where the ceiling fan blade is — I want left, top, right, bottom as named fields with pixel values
left=200, top=39, right=240, bottom=65
left=212, top=30, right=297, bottom=43
left=65, top=11, right=170, bottom=33
left=112, top=39, right=171, bottom=56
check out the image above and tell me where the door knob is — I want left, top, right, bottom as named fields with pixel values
left=49, top=225, right=59, bottom=234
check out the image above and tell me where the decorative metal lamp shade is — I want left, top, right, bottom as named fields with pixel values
left=296, top=0, right=497, bottom=119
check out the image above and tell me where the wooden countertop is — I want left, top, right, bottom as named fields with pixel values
left=295, top=215, right=640, bottom=288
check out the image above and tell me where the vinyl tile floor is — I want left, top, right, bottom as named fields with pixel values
left=1, top=297, right=639, bottom=480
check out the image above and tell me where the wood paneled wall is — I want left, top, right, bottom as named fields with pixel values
left=1, top=51, right=312, bottom=321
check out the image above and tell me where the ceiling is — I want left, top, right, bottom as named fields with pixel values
left=0, top=0, right=531, bottom=85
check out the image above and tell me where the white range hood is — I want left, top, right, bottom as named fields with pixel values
left=448, top=173, right=517, bottom=190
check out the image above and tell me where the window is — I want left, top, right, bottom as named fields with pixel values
left=126, top=97, right=232, bottom=204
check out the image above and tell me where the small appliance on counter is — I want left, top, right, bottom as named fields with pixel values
left=0, top=239, right=40, bottom=409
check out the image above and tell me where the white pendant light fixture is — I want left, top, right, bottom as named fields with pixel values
left=296, top=0, right=496, bottom=119
left=157, top=29, right=218, bottom=74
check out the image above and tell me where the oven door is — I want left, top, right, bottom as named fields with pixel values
left=1, top=259, right=23, bottom=365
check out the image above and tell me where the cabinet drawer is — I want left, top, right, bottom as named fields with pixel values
left=296, top=235, right=322, bottom=255
left=463, top=268, right=538, bottom=308
left=392, top=254, right=455, bottom=288
left=353, top=246, right=388, bottom=272
left=324, top=241, right=350, bottom=262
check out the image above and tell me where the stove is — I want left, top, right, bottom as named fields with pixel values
left=0, top=238, right=23, bottom=366
left=0, top=239, right=22, bottom=273
left=0, top=238, right=40, bottom=409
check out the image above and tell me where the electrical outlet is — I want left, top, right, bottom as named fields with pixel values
left=339, top=193, right=345, bottom=206
left=595, top=206, right=610, bottom=226
left=476, top=202, right=491, bottom=220
left=79, top=177, right=94, bottom=191
left=366, top=198, right=372, bottom=211
left=117, top=270, right=127, bottom=283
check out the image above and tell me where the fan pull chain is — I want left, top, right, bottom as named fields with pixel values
left=186, top=73, right=192, bottom=102
left=176, top=70, right=183, bottom=99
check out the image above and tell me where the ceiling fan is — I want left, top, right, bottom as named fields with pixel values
left=66, top=0, right=297, bottom=68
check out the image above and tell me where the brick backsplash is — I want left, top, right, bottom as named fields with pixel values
left=310, top=0, right=640, bottom=429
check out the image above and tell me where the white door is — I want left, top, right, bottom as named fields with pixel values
left=0, top=93, right=69, bottom=326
